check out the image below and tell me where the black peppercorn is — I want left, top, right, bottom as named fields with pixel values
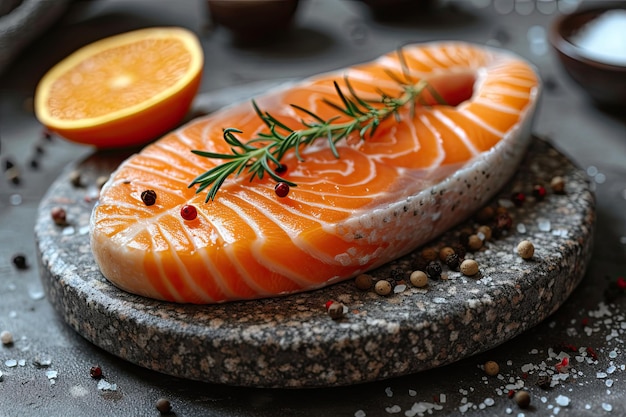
left=425, top=261, right=442, bottom=279
left=445, top=253, right=460, bottom=271
left=12, top=254, right=28, bottom=270
left=536, top=375, right=551, bottom=390
left=389, top=268, right=404, bottom=282
left=141, top=189, right=157, bottom=206
left=156, top=398, right=172, bottom=414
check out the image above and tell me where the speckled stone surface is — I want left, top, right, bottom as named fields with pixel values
left=34, top=137, right=594, bottom=388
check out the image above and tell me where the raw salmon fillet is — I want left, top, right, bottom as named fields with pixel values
left=90, top=41, right=541, bottom=303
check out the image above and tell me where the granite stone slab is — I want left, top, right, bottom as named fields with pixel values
left=34, top=136, right=595, bottom=388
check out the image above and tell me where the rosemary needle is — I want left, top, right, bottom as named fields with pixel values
left=189, top=67, right=444, bottom=202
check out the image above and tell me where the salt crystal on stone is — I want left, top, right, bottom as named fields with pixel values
left=5, top=359, right=17, bottom=367
left=385, top=387, right=393, bottom=397
left=602, top=403, right=613, bottom=411
left=609, top=350, right=618, bottom=359
left=97, top=379, right=117, bottom=391
left=354, top=410, right=366, bottom=417
left=607, top=365, right=616, bottom=374
left=597, top=372, right=607, bottom=378
left=606, top=379, right=614, bottom=387
left=384, top=405, right=401, bottom=413
left=408, top=389, right=416, bottom=397
left=537, top=218, right=551, bottom=232
left=516, top=223, right=527, bottom=234
left=484, top=398, right=495, bottom=406
left=555, top=395, right=570, bottom=406
left=393, top=284, right=406, bottom=294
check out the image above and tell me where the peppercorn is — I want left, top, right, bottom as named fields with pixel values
left=50, top=206, right=67, bottom=226
left=90, top=365, right=103, bottom=379
left=374, top=280, right=392, bottom=296
left=458, top=231, right=470, bottom=248
left=29, top=158, right=39, bottom=170
left=476, top=225, right=492, bottom=242
left=425, top=261, right=442, bottom=279
left=511, top=191, right=525, bottom=207
left=445, top=253, right=460, bottom=271
left=484, top=360, right=499, bottom=376
left=467, top=234, right=483, bottom=251
left=460, top=259, right=479, bottom=276
left=532, top=184, right=547, bottom=200
left=421, top=247, right=438, bottom=262
left=475, top=205, right=495, bottom=223
left=156, top=398, right=172, bottom=414
left=141, top=189, right=157, bottom=206
left=180, top=204, right=198, bottom=221
left=354, top=274, right=373, bottom=290
left=517, top=240, right=535, bottom=260
left=438, top=246, right=455, bottom=262
left=274, top=182, right=290, bottom=197
left=11, top=254, right=27, bottom=270
left=327, top=302, right=345, bottom=320
left=409, top=270, right=428, bottom=288
left=4, top=158, right=15, bottom=171
left=450, top=243, right=467, bottom=259
left=514, top=390, right=531, bottom=409
left=389, top=268, right=404, bottom=282
left=550, top=176, right=565, bottom=194
left=69, top=170, right=83, bottom=187
left=275, top=164, right=288, bottom=175
left=0, top=330, right=14, bottom=346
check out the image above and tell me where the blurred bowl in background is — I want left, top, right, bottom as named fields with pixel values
left=207, top=0, right=299, bottom=43
left=549, top=3, right=626, bottom=107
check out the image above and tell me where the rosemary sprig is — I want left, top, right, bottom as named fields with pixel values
left=189, top=68, right=444, bottom=202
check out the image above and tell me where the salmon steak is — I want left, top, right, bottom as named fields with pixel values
left=90, top=41, right=541, bottom=304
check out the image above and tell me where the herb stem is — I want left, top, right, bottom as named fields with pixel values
left=189, top=72, right=442, bottom=202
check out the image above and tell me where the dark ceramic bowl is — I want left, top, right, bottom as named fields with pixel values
left=207, top=0, right=299, bottom=42
left=549, top=4, right=626, bottom=107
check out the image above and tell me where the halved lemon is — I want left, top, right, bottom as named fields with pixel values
left=35, top=27, right=203, bottom=148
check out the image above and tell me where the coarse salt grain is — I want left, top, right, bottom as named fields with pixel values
left=354, top=410, right=366, bottom=417
left=602, top=403, right=613, bottom=411
left=555, top=395, right=570, bottom=407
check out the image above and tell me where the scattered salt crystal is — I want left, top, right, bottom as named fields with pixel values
left=9, top=194, right=22, bottom=205
left=385, top=387, right=393, bottom=397
left=484, top=398, right=495, bottom=406
left=46, top=370, right=58, bottom=379
left=408, top=389, right=416, bottom=397
left=393, top=284, right=406, bottom=294
left=505, top=408, right=512, bottom=415
left=440, top=394, right=446, bottom=403
left=516, top=223, right=527, bottom=234
left=609, top=350, right=618, bottom=359
left=18, top=359, right=25, bottom=366
left=555, top=395, right=570, bottom=407
left=606, top=379, right=614, bottom=388
left=354, top=410, right=366, bottom=417
left=62, top=226, right=75, bottom=236
left=529, top=349, right=539, bottom=355
left=602, top=403, right=613, bottom=412
left=585, top=404, right=591, bottom=409
left=541, top=396, right=548, bottom=403
left=537, top=218, right=551, bottom=232
left=586, top=166, right=599, bottom=177
left=595, top=173, right=606, bottom=184
left=5, top=359, right=17, bottom=367
left=384, top=405, right=401, bottom=414
left=433, top=297, right=447, bottom=304
left=97, top=379, right=117, bottom=391
left=607, top=365, right=616, bottom=374
left=597, top=372, right=607, bottom=378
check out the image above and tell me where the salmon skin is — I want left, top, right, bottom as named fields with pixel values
left=90, top=41, right=541, bottom=304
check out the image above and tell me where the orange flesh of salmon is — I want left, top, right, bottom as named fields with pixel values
left=90, top=42, right=540, bottom=303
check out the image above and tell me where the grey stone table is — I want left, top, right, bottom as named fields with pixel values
left=2, top=0, right=626, bottom=416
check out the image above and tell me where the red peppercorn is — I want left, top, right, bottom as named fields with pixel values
left=90, top=365, right=103, bottom=379
left=532, top=184, right=547, bottom=200
left=275, top=164, right=288, bottom=175
left=141, top=189, right=157, bottom=206
left=616, top=277, right=626, bottom=290
left=325, top=300, right=335, bottom=311
left=180, top=204, right=198, bottom=221
left=275, top=182, right=290, bottom=198
left=511, top=192, right=525, bottom=206
left=586, top=346, right=598, bottom=360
